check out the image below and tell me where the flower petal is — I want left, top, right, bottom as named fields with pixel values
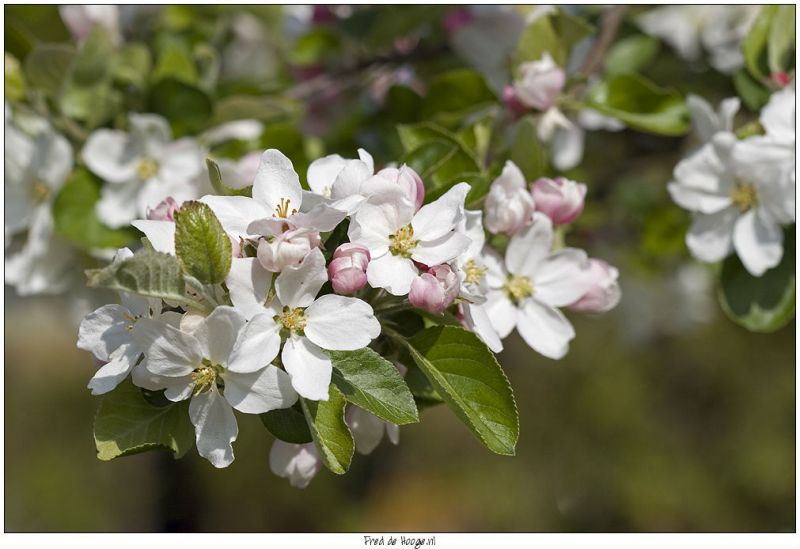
left=534, top=248, right=592, bottom=307
left=347, top=406, right=386, bottom=455
left=133, top=318, right=203, bottom=376
left=200, top=195, right=272, bottom=238
left=225, top=313, right=282, bottom=373
left=96, top=181, right=141, bottom=229
left=192, top=306, right=247, bottom=366
left=130, top=364, right=193, bottom=402
left=305, top=294, right=380, bottom=350
left=275, top=248, right=328, bottom=308
left=732, top=208, right=784, bottom=277
left=189, top=387, right=238, bottom=468
left=686, top=207, right=737, bottom=263
left=226, top=257, right=272, bottom=320
left=251, top=149, right=303, bottom=216
left=505, top=212, right=553, bottom=277
left=87, top=342, right=140, bottom=395
left=77, top=304, right=131, bottom=361
left=411, top=231, right=471, bottom=267
left=484, top=290, right=518, bottom=339
left=462, top=303, right=504, bottom=353
left=291, top=203, right=347, bottom=232
left=130, top=220, right=175, bottom=255
left=222, top=365, right=298, bottom=414
left=307, top=154, right=346, bottom=195
left=366, top=253, right=418, bottom=296
left=282, top=335, right=332, bottom=401
left=82, top=129, right=139, bottom=184
left=269, top=440, right=321, bottom=489
left=411, top=183, right=470, bottom=241
left=516, top=299, right=575, bottom=360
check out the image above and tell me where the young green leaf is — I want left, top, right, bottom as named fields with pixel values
left=86, top=248, right=191, bottom=307
left=604, top=35, right=661, bottom=75
left=513, top=13, right=562, bottom=66
left=586, top=74, right=690, bottom=136
left=389, top=325, right=519, bottom=456
left=94, top=380, right=194, bottom=461
left=718, top=228, right=795, bottom=333
left=261, top=406, right=313, bottom=444
left=206, top=158, right=252, bottom=197
left=510, top=115, right=547, bottom=182
left=767, top=5, right=795, bottom=75
left=23, top=43, right=75, bottom=96
left=174, top=201, right=232, bottom=284
left=742, top=6, right=776, bottom=81
left=328, top=348, right=419, bottom=425
left=300, top=385, right=354, bottom=474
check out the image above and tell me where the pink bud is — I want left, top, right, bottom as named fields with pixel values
left=772, top=71, right=792, bottom=88
left=146, top=197, right=180, bottom=221
left=229, top=233, right=242, bottom=259
left=442, top=7, right=473, bottom=34
left=484, top=161, right=536, bottom=235
left=513, top=53, right=566, bottom=111
left=257, top=228, right=321, bottom=272
left=409, top=264, right=459, bottom=315
left=531, top=176, right=586, bottom=225
left=374, top=165, right=425, bottom=211
left=502, top=85, right=528, bottom=116
left=329, top=243, right=370, bottom=295
left=568, top=259, right=621, bottom=314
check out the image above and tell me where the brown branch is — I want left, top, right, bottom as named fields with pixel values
left=577, top=5, right=628, bottom=79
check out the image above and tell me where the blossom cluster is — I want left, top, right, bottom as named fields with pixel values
left=77, top=147, right=620, bottom=487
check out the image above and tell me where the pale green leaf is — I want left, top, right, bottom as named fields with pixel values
left=300, top=385, right=354, bottom=474
left=174, top=201, right=232, bottom=284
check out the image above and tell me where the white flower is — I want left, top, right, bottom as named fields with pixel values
left=203, top=149, right=346, bottom=240
left=346, top=406, right=399, bottom=455
left=513, top=53, right=566, bottom=111
left=349, top=183, right=472, bottom=296
left=568, top=258, right=621, bottom=314
left=77, top=249, right=169, bottom=394
left=226, top=249, right=381, bottom=401
left=305, top=148, right=375, bottom=213
left=5, top=108, right=76, bottom=295
left=668, top=88, right=795, bottom=276
left=482, top=213, right=592, bottom=359
left=483, top=161, right=535, bottom=236
left=82, top=113, right=205, bottom=228
left=269, top=440, right=321, bottom=488
left=687, top=94, right=740, bottom=143
left=59, top=5, right=121, bottom=44
left=257, top=227, right=321, bottom=272
left=133, top=306, right=296, bottom=468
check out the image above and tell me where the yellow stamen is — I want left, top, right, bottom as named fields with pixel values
left=30, top=180, right=50, bottom=202
left=136, top=158, right=159, bottom=181
left=389, top=225, right=418, bottom=258
left=192, top=360, right=221, bottom=396
left=463, top=259, right=487, bottom=285
left=730, top=183, right=758, bottom=212
left=277, top=306, right=306, bottom=333
left=273, top=197, right=297, bottom=219
left=504, top=275, right=533, bottom=304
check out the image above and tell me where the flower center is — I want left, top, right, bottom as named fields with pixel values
left=389, top=225, right=418, bottom=258
left=136, top=157, right=159, bottom=181
left=730, top=183, right=758, bottom=212
left=123, top=311, right=144, bottom=331
left=504, top=275, right=533, bottom=304
left=192, top=359, right=223, bottom=396
left=274, top=197, right=297, bottom=219
left=30, top=179, right=50, bottom=202
left=463, top=259, right=487, bottom=285
left=277, top=306, right=306, bottom=333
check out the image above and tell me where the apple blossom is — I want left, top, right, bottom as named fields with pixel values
left=483, top=161, right=535, bottom=235
left=305, top=148, right=375, bottom=213
left=146, top=197, right=180, bottom=222
left=133, top=306, right=296, bottom=467
left=349, top=182, right=471, bottom=296
left=483, top=213, right=592, bottom=359
left=513, top=53, right=566, bottom=111
left=269, top=440, right=322, bottom=488
left=371, top=165, right=425, bottom=211
left=257, top=227, right=321, bottom=272
left=531, top=176, right=587, bottom=225
left=328, top=243, right=370, bottom=295
left=568, top=259, right=621, bottom=314
left=346, top=406, right=400, bottom=456
left=409, top=264, right=460, bottom=315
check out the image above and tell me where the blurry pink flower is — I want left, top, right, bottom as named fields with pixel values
left=531, top=176, right=587, bottom=225
left=484, top=161, right=536, bottom=235
left=443, top=7, right=474, bottom=34
left=513, top=53, right=566, bottom=111
left=409, top=264, right=459, bottom=315
left=568, top=259, right=621, bottom=314
left=328, top=243, right=370, bottom=295
left=146, top=197, right=180, bottom=222
left=502, top=85, right=528, bottom=116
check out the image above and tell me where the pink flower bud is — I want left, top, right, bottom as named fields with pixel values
left=771, top=71, right=792, bottom=88
left=374, top=165, right=425, bottom=211
left=257, top=228, right=321, bottom=272
left=531, top=176, right=587, bottom=225
left=146, top=197, right=180, bottom=221
left=328, top=243, right=370, bottom=295
left=484, top=161, right=536, bottom=235
left=568, top=259, right=621, bottom=314
left=442, top=7, right=473, bottom=34
left=513, top=53, right=566, bottom=111
left=502, top=85, right=528, bottom=116
left=409, top=264, right=459, bottom=315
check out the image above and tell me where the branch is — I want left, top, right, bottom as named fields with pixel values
left=576, top=5, right=628, bottom=79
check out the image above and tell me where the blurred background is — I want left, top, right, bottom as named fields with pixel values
left=4, top=4, right=795, bottom=532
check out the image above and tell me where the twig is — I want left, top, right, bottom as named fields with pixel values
left=570, top=5, right=628, bottom=98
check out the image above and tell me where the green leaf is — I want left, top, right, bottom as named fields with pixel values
left=71, top=26, right=114, bottom=86
left=94, top=380, right=194, bottom=461
left=52, top=168, right=138, bottom=250
left=5, top=52, right=26, bottom=102
left=586, top=74, right=689, bottom=136
left=718, top=227, right=795, bottom=333
left=553, top=10, right=595, bottom=54
left=421, top=69, right=496, bottom=121
left=289, top=28, right=341, bottom=66
left=174, top=201, right=232, bottom=284
left=23, top=43, right=75, bottom=96
left=742, top=6, right=776, bottom=81
left=733, top=69, right=771, bottom=111
left=112, top=43, right=152, bottom=89
left=605, top=35, right=661, bottom=75
left=510, top=115, right=547, bottom=182
left=328, top=348, right=419, bottom=425
left=153, top=41, right=198, bottom=84
left=60, top=80, right=120, bottom=128
left=261, top=406, right=313, bottom=444
left=391, top=325, right=519, bottom=455
left=300, top=385, right=354, bottom=474
left=205, top=158, right=251, bottom=197
left=211, top=95, right=299, bottom=125
left=86, top=248, right=190, bottom=306
left=513, top=13, right=562, bottom=66
left=148, top=78, right=212, bottom=136
left=767, top=5, right=795, bottom=75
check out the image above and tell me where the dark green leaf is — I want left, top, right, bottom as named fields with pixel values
left=733, top=69, right=771, bottom=111
left=148, top=78, right=212, bottom=136
left=300, top=385, right=354, bottom=474
left=174, top=201, right=232, bottom=284
left=421, top=69, right=496, bottom=120
left=261, top=406, right=313, bottom=444
left=586, top=74, right=689, bottom=136
left=329, top=348, right=419, bottom=425
left=718, top=227, right=795, bottom=332
left=94, top=380, right=194, bottom=461
left=52, top=168, right=138, bottom=250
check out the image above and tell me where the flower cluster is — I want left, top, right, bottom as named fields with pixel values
left=78, top=147, right=620, bottom=486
